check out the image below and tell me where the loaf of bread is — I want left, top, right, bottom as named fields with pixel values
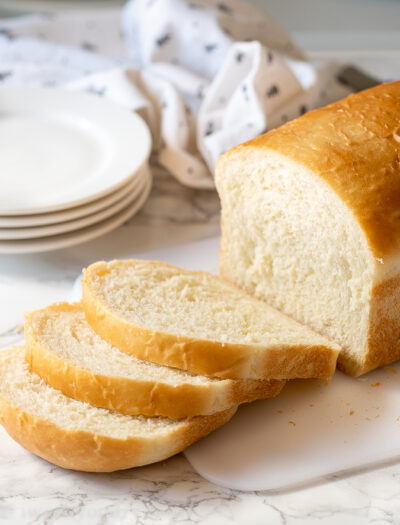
left=24, top=303, right=284, bottom=418
left=0, top=346, right=236, bottom=472
left=82, top=259, right=339, bottom=380
left=216, top=81, right=400, bottom=376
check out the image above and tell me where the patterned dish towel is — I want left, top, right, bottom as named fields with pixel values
left=0, top=0, right=350, bottom=188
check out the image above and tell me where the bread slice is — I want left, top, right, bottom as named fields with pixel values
left=215, top=81, right=400, bottom=377
left=0, top=346, right=236, bottom=472
left=24, top=303, right=284, bottom=418
left=81, top=260, right=339, bottom=380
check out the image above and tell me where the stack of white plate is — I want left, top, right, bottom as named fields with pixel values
left=0, top=86, right=152, bottom=254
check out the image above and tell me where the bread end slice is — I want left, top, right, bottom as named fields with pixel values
left=0, top=347, right=236, bottom=472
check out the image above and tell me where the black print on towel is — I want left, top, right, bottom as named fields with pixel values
left=204, top=43, right=218, bottom=53
left=299, top=105, right=308, bottom=115
left=86, top=85, right=107, bottom=97
left=155, top=33, right=171, bottom=47
left=188, top=3, right=204, bottom=9
left=197, top=84, right=206, bottom=100
left=217, top=3, right=233, bottom=14
left=205, top=122, right=214, bottom=137
left=0, top=28, right=16, bottom=40
left=80, top=41, right=97, bottom=52
left=235, top=52, right=244, bottom=63
left=266, top=85, right=279, bottom=98
left=0, top=71, right=12, bottom=82
left=242, top=84, right=249, bottom=102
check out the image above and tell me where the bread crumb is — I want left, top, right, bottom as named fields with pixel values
left=277, top=410, right=284, bottom=414
left=371, top=382, right=381, bottom=387
left=288, top=420, right=296, bottom=426
left=349, top=410, right=355, bottom=416
left=396, top=416, right=400, bottom=423
left=376, top=257, right=384, bottom=264
left=344, top=440, right=348, bottom=444
left=309, top=404, right=314, bottom=408
left=385, top=366, right=398, bottom=374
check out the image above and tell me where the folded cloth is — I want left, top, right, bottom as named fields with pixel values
left=0, top=0, right=350, bottom=189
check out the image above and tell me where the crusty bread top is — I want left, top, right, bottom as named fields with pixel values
left=217, top=81, right=400, bottom=263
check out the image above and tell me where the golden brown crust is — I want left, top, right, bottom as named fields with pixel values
left=218, top=81, right=400, bottom=260
left=217, top=82, right=400, bottom=377
left=82, top=264, right=339, bottom=380
left=0, top=346, right=237, bottom=472
left=24, top=303, right=284, bottom=418
left=338, top=274, right=400, bottom=376
left=0, top=392, right=236, bottom=472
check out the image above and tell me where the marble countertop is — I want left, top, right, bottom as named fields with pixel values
left=1, top=164, right=400, bottom=525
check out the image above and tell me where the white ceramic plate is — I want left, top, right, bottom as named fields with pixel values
left=0, top=167, right=147, bottom=228
left=0, top=171, right=152, bottom=254
left=0, top=166, right=149, bottom=240
left=0, top=86, right=151, bottom=215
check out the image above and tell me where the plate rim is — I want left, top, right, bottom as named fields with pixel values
left=0, top=171, right=152, bottom=254
left=0, top=165, right=150, bottom=228
left=0, top=167, right=149, bottom=240
left=0, top=86, right=152, bottom=215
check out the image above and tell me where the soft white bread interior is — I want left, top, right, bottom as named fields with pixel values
left=215, top=81, right=400, bottom=377
left=82, top=259, right=339, bottom=380
left=24, top=303, right=284, bottom=418
left=0, top=346, right=236, bottom=472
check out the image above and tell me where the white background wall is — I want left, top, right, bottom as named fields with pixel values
left=252, top=0, right=400, bottom=55
left=0, top=0, right=399, bottom=56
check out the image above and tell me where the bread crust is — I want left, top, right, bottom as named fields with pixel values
left=0, top=347, right=236, bottom=472
left=82, top=262, right=339, bottom=380
left=338, top=274, right=400, bottom=376
left=217, top=81, right=400, bottom=262
left=216, top=82, right=400, bottom=377
left=0, top=393, right=236, bottom=472
left=24, top=303, right=284, bottom=418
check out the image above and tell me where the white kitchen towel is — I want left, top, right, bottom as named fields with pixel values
left=0, top=0, right=350, bottom=189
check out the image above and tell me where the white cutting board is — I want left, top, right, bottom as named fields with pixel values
left=72, top=236, right=400, bottom=492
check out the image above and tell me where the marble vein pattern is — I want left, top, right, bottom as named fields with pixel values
left=2, top=437, right=400, bottom=525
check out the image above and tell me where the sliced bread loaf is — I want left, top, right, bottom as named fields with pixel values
left=24, top=303, right=284, bottom=418
left=0, top=346, right=236, bottom=472
left=215, top=81, right=400, bottom=377
left=81, top=260, right=339, bottom=380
